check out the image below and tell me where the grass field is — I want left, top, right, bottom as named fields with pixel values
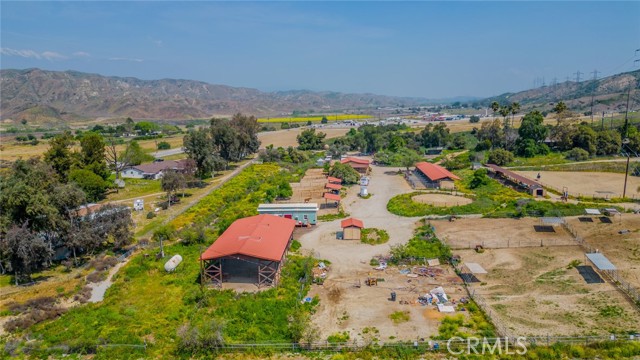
left=0, top=135, right=184, bottom=162
left=257, top=114, right=372, bottom=123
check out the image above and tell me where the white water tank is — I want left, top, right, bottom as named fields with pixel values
left=164, top=254, right=183, bottom=272
left=360, top=185, right=368, bottom=197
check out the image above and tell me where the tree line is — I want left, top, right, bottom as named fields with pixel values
left=0, top=159, right=133, bottom=284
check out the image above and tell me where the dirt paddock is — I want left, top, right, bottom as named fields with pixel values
left=456, top=246, right=640, bottom=336
left=516, top=171, right=640, bottom=199
left=285, top=168, right=338, bottom=216
left=412, top=193, right=472, bottom=207
left=308, top=265, right=466, bottom=343
left=565, top=214, right=640, bottom=289
left=432, top=218, right=577, bottom=249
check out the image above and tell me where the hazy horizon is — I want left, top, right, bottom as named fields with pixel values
left=1, top=1, right=639, bottom=99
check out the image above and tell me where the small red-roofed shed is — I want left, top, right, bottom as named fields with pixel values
left=341, top=218, right=364, bottom=240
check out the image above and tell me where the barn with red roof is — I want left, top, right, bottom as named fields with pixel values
left=414, top=162, right=460, bottom=189
left=340, top=157, right=370, bottom=174
left=200, top=214, right=296, bottom=288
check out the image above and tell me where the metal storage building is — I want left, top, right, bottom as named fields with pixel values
left=257, top=203, right=319, bottom=226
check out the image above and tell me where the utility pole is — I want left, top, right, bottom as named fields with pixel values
left=622, top=139, right=631, bottom=199
left=590, top=70, right=599, bottom=124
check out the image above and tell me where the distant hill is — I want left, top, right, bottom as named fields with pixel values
left=483, top=70, right=640, bottom=114
left=0, top=68, right=433, bottom=124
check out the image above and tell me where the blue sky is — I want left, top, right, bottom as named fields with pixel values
left=1, top=1, right=639, bottom=99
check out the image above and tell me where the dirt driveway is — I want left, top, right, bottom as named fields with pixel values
left=298, top=164, right=463, bottom=342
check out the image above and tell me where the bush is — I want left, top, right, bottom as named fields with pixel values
left=389, top=311, right=411, bottom=324
left=487, top=148, right=514, bottom=166
left=566, top=147, right=590, bottom=161
left=474, top=139, right=492, bottom=151
left=469, top=168, right=490, bottom=189
left=157, top=141, right=171, bottom=150
left=146, top=211, right=156, bottom=219
left=469, top=115, right=480, bottom=123
left=360, top=228, right=389, bottom=245
left=290, top=239, right=302, bottom=252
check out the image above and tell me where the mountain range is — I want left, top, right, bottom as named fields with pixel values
left=1, top=68, right=638, bottom=124
left=0, top=68, right=435, bottom=123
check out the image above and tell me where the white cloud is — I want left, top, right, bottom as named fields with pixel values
left=42, top=51, right=68, bottom=60
left=1, top=47, right=68, bottom=61
left=108, top=57, right=144, bottom=63
left=73, top=51, right=91, bottom=57
left=153, top=40, right=163, bottom=47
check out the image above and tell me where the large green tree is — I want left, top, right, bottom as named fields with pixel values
left=518, top=111, right=548, bottom=143
left=43, top=131, right=77, bottom=181
left=79, top=132, right=109, bottom=180
left=69, top=169, right=109, bottom=202
left=183, top=128, right=225, bottom=178
left=297, top=129, right=326, bottom=150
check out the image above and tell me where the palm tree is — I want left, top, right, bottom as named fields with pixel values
left=510, top=102, right=520, bottom=126
left=490, top=101, right=500, bottom=115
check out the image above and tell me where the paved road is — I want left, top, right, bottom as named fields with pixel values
left=151, top=147, right=184, bottom=158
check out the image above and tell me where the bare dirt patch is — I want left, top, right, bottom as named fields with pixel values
left=565, top=214, right=640, bottom=289
left=456, top=246, right=640, bottom=336
left=432, top=218, right=577, bottom=249
left=307, top=266, right=466, bottom=343
left=299, top=164, right=468, bottom=342
left=412, top=193, right=472, bottom=207
left=516, top=171, right=640, bottom=199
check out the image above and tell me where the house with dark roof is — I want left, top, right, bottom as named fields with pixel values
left=121, top=159, right=189, bottom=180
left=414, top=162, right=460, bottom=189
left=199, top=214, right=296, bottom=288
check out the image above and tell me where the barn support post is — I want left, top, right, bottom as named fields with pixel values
left=258, top=261, right=279, bottom=288
left=203, top=259, right=223, bottom=288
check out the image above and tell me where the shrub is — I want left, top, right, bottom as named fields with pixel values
left=487, top=148, right=514, bottom=166
left=389, top=311, right=410, bottom=324
left=566, top=147, right=590, bottom=161
left=290, top=240, right=302, bottom=252
left=469, top=115, right=480, bottom=123
left=146, top=211, right=156, bottom=219
left=469, top=168, right=490, bottom=189
left=157, top=141, right=171, bottom=150
left=327, top=331, right=350, bottom=344
left=360, top=228, right=389, bottom=245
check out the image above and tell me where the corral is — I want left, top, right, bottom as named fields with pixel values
left=286, top=168, right=339, bottom=216
left=515, top=171, right=640, bottom=199
left=455, top=246, right=640, bottom=336
left=432, top=218, right=577, bottom=249
left=411, top=193, right=472, bottom=207
left=565, top=214, right=640, bottom=289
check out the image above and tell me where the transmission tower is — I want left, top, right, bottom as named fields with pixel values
left=574, top=71, right=583, bottom=83
left=590, top=69, right=599, bottom=124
